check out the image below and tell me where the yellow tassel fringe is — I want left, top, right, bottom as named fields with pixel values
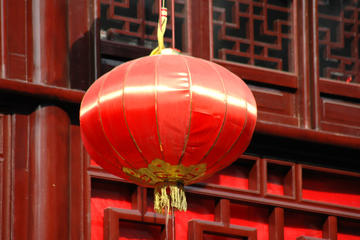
left=154, top=182, right=187, bottom=214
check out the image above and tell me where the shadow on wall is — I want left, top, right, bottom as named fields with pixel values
left=68, top=19, right=99, bottom=91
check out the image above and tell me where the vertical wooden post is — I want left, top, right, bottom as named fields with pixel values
left=323, top=216, right=337, bottom=240
left=189, top=0, right=211, bottom=59
left=28, top=0, right=71, bottom=239
left=32, top=0, right=69, bottom=87
left=29, top=106, right=70, bottom=240
left=0, top=116, right=11, bottom=240
left=215, top=199, right=230, bottom=226
left=269, top=207, right=284, bottom=240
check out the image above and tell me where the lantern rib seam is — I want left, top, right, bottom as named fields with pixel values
left=121, top=59, right=151, bottom=166
left=177, top=55, right=193, bottom=165
left=96, top=70, right=132, bottom=167
left=206, top=101, right=248, bottom=174
left=155, top=55, right=165, bottom=161
left=196, top=60, right=229, bottom=165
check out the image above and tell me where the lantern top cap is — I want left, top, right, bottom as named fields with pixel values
left=160, top=48, right=181, bottom=55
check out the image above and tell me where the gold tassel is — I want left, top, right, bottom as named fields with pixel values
left=154, top=182, right=187, bottom=214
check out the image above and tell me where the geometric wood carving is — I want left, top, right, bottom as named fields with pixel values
left=318, top=0, right=360, bottom=84
left=99, top=0, right=186, bottom=50
left=213, top=0, right=294, bottom=72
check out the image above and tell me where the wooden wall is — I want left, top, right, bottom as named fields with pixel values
left=0, top=0, right=359, bottom=239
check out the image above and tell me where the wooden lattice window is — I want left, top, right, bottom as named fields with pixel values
left=318, top=0, right=360, bottom=84
left=98, top=0, right=360, bottom=137
left=213, top=0, right=294, bottom=72
left=99, top=0, right=186, bottom=51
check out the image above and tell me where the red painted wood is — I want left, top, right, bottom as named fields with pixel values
left=302, top=167, right=360, bottom=208
left=0, top=1, right=360, bottom=240
left=6, top=0, right=27, bottom=80
left=12, top=114, right=30, bottom=240
left=213, top=60, right=298, bottom=89
left=189, top=0, right=211, bottom=60
left=284, top=211, right=324, bottom=240
left=255, top=121, right=360, bottom=149
left=215, top=199, right=230, bottom=226
left=204, top=157, right=259, bottom=191
left=32, top=0, right=68, bottom=86
left=68, top=0, right=96, bottom=90
left=338, top=218, right=360, bottom=240
left=0, top=115, right=10, bottom=240
left=266, top=160, right=295, bottom=198
left=91, top=180, right=135, bottom=240
left=29, top=106, right=70, bottom=239
left=322, top=216, right=337, bottom=240
left=296, top=0, right=312, bottom=129
left=319, top=97, right=360, bottom=136
left=0, top=78, right=84, bottom=103
left=319, top=78, right=360, bottom=100
left=269, top=208, right=284, bottom=240
left=70, top=124, right=86, bottom=240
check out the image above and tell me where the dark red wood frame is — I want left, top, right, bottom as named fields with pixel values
left=0, top=0, right=360, bottom=240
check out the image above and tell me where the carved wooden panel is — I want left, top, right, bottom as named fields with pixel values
left=249, top=84, right=298, bottom=126
left=319, top=97, right=360, bottom=136
left=318, top=0, right=360, bottom=84
left=213, top=0, right=294, bottom=72
left=100, top=0, right=186, bottom=50
left=315, top=0, right=360, bottom=136
left=89, top=154, right=360, bottom=239
left=209, top=0, right=301, bottom=128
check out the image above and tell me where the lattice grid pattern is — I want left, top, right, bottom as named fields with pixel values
left=100, top=0, right=186, bottom=50
left=213, top=0, right=294, bottom=72
left=318, top=0, right=360, bottom=84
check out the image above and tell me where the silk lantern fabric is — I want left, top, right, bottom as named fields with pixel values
left=80, top=53, right=257, bottom=189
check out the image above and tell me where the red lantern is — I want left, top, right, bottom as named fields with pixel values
left=80, top=50, right=257, bottom=213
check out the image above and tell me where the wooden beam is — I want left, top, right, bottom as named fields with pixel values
left=0, top=78, right=84, bottom=104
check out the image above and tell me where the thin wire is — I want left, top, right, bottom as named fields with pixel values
left=172, top=207, right=175, bottom=240
left=171, top=0, right=175, bottom=49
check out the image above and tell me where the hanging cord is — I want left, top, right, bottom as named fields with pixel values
left=150, top=0, right=176, bottom=55
left=171, top=0, right=175, bottom=49
left=150, top=0, right=168, bottom=55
